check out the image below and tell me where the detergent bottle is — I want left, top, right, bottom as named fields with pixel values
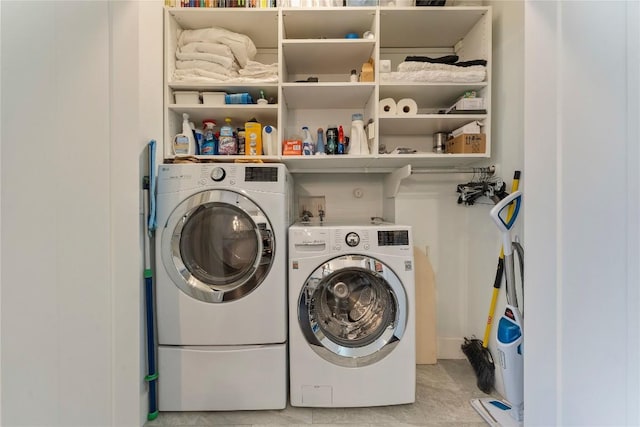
left=245, top=118, right=262, bottom=156
left=349, top=113, right=369, bottom=155
left=302, top=126, right=314, bottom=156
left=262, top=125, right=278, bottom=156
left=173, top=113, right=196, bottom=156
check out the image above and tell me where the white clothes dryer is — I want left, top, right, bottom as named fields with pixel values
left=288, top=221, right=416, bottom=408
left=155, top=163, right=292, bottom=411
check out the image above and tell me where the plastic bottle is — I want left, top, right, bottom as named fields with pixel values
left=326, top=125, right=338, bottom=155
left=201, top=120, right=218, bottom=155
left=245, top=118, right=262, bottom=156
left=337, top=125, right=345, bottom=154
left=302, top=126, right=314, bottom=156
left=189, top=121, right=203, bottom=155
left=315, top=128, right=325, bottom=155
left=349, top=113, right=369, bottom=155
left=237, top=128, right=246, bottom=155
left=218, top=117, right=237, bottom=155
left=262, top=125, right=278, bottom=156
left=173, top=112, right=196, bottom=156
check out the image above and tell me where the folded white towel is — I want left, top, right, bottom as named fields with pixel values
left=174, top=68, right=233, bottom=82
left=382, top=61, right=486, bottom=83
left=381, top=70, right=485, bottom=83
left=176, top=51, right=237, bottom=70
left=179, top=42, right=234, bottom=58
left=398, top=61, right=486, bottom=74
left=177, top=27, right=256, bottom=68
left=175, top=59, right=238, bottom=76
left=238, top=60, right=278, bottom=78
left=173, top=68, right=278, bottom=84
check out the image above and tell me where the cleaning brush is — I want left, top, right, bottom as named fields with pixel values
left=461, top=336, right=495, bottom=394
left=461, top=254, right=503, bottom=394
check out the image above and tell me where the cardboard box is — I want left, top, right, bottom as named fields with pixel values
left=360, top=58, right=374, bottom=82
left=451, top=120, right=484, bottom=138
left=282, top=139, right=302, bottom=156
left=446, top=133, right=486, bottom=154
left=446, top=97, right=485, bottom=114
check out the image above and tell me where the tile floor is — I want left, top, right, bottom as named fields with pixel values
left=146, top=359, right=495, bottom=427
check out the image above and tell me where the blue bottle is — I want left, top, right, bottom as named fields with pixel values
left=316, top=128, right=325, bottom=155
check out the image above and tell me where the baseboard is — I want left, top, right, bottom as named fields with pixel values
left=437, top=337, right=466, bottom=359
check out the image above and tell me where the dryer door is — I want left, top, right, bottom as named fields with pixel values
left=161, top=189, right=275, bottom=303
left=298, top=255, right=408, bottom=367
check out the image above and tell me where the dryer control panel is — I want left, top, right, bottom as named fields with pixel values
left=290, top=224, right=412, bottom=255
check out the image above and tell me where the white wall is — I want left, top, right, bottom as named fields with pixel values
left=524, top=0, right=639, bottom=425
left=1, top=1, right=149, bottom=425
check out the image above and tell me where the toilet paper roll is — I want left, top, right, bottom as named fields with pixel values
left=397, top=98, right=418, bottom=115
left=379, top=98, right=397, bottom=115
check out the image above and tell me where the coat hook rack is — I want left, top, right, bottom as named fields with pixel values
left=383, top=165, right=497, bottom=198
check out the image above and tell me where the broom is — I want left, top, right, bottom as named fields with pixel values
left=462, top=171, right=520, bottom=394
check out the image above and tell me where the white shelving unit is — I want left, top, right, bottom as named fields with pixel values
left=163, top=5, right=492, bottom=172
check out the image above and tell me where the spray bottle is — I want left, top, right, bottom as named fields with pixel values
left=201, top=120, right=218, bottom=155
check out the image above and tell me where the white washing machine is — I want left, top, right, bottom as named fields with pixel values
left=288, top=221, right=416, bottom=407
left=155, top=163, right=292, bottom=411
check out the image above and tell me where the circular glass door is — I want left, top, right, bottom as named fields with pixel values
left=161, top=189, right=275, bottom=303
left=298, top=255, right=407, bottom=367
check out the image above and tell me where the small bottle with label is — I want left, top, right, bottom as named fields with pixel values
left=237, top=128, right=246, bottom=155
left=337, top=125, right=345, bottom=154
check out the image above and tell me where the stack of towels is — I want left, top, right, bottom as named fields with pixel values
left=381, top=55, right=486, bottom=83
left=173, top=27, right=278, bottom=83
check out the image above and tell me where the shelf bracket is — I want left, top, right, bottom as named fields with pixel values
left=383, top=165, right=412, bottom=199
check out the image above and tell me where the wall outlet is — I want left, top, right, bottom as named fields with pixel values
left=299, top=196, right=326, bottom=221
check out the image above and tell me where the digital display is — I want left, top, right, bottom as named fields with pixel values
left=378, top=230, right=409, bottom=246
left=245, top=167, right=278, bottom=182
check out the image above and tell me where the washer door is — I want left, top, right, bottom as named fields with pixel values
left=298, top=255, right=407, bottom=367
left=161, top=189, right=275, bottom=303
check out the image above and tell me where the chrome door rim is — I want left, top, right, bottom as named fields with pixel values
left=161, top=189, right=275, bottom=303
left=298, top=255, right=407, bottom=367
